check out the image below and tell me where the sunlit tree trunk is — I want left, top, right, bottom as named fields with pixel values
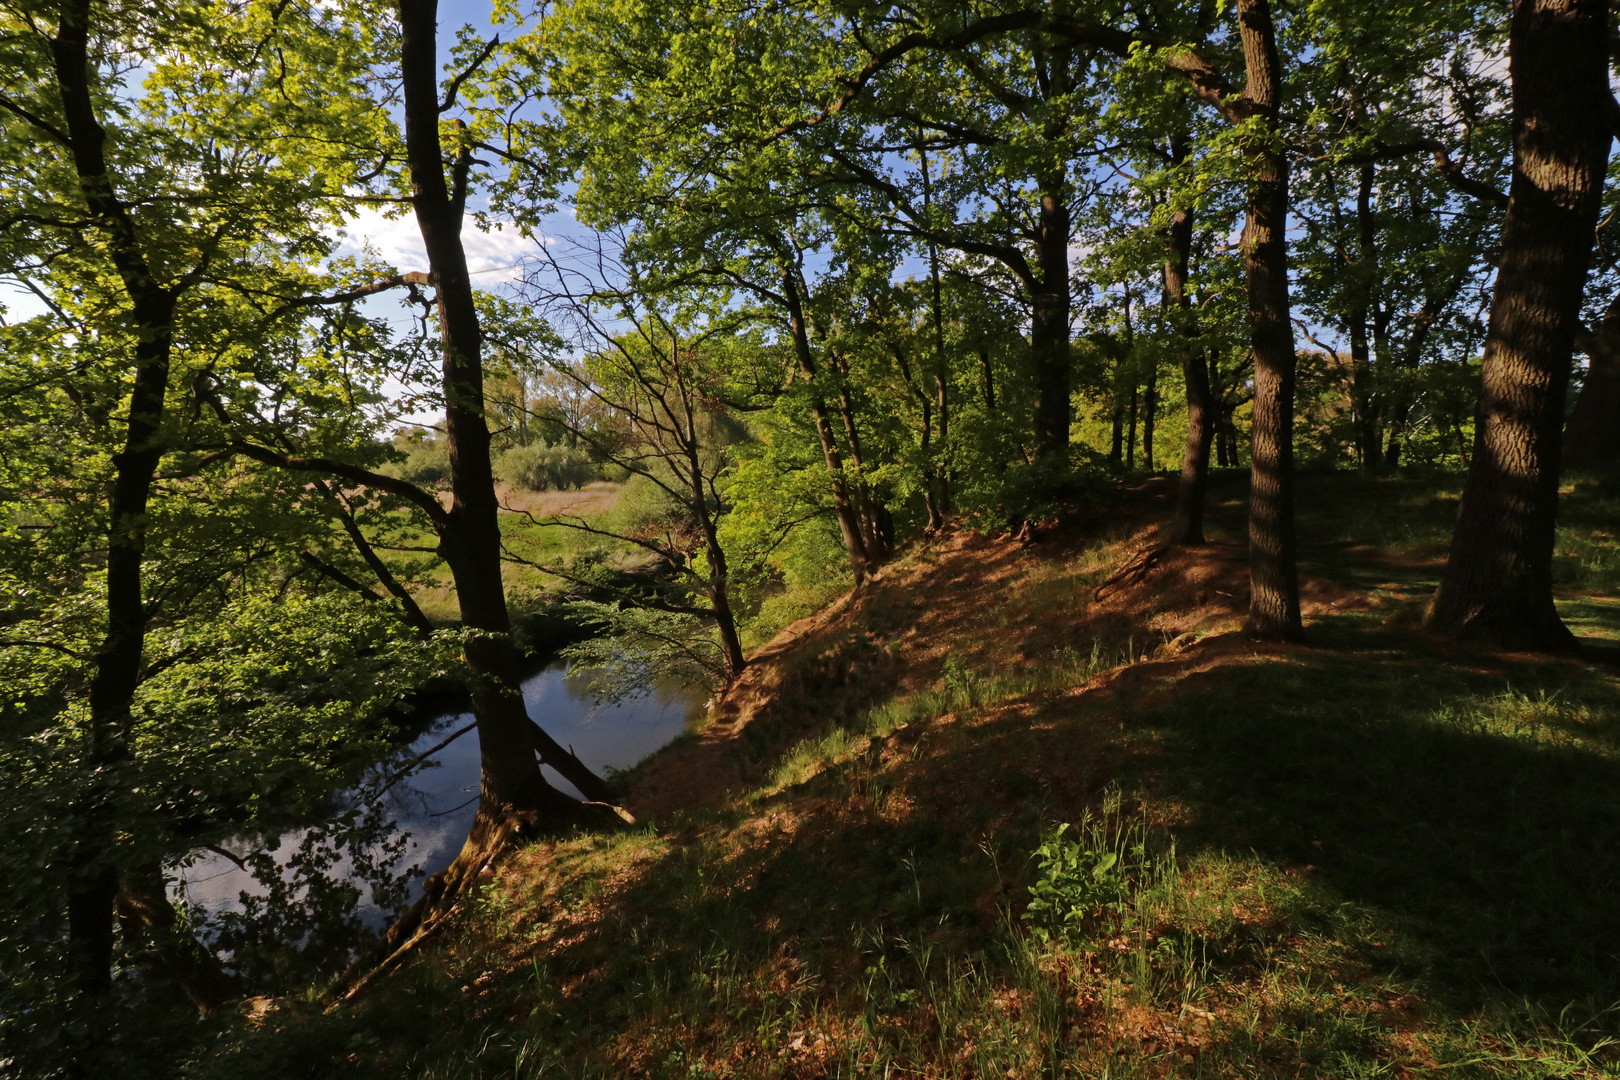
left=781, top=270, right=871, bottom=582
left=1429, top=0, right=1610, bottom=650
left=1236, top=0, right=1304, bottom=641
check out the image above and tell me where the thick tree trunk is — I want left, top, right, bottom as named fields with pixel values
left=399, top=0, right=580, bottom=848
left=51, top=0, right=179, bottom=998
left=1236, top=0, right=1305, bottom=641
left=1164, top=174, right=1215, bottom=545
left=1429, top=0, right=1610, bottom=649
left=1565, top=292, right=1620, bottom=469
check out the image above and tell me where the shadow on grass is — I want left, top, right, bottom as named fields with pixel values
left=1120, top=620, right=1620, bottom=1017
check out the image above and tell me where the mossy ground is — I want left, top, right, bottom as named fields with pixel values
left=190, top=469, right=1620, bottom=1079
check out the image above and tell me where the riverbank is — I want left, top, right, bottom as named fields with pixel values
left=193, top=470, right=1620, bottom=1078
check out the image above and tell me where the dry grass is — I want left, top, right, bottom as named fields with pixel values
left=193, top=471, right=1620, bottom=1080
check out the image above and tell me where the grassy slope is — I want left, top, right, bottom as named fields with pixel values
left=204, top=470, right=1620, bottom=1080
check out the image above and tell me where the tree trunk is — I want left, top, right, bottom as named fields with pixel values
left=1125, top=384, right=1138, bottom=468
left=1347, top=163, right=1382, bottom=471
left=1164, top=166, right=1215, bottom=545
left=1030, top=177, right=1073, bottom=461
left=1564, top=291, right=1620, bottom=469
left=1236, top=0, right=1304, bottom=641
left=1142, top=362, right=1158, bottom=471
left=399, top=0, right=580, bottom=849
left=781, top=270, right=870, bottom=581
left=697, top=505, right=747, bottom=678
left=921, top=134, right=952, bottom=518
left=828, top=363, right=888, bottom=560
left=1429, top=0, right=1610, bottom=649
left=1383, top=273, right=1466, bottom=468
left=51, top=0, right=179, bottom=998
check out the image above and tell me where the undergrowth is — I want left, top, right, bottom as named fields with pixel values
left=181, top=473, right=1620, bottom=1080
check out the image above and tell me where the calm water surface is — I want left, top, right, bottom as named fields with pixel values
left=174, top=660, right=702, bottom=925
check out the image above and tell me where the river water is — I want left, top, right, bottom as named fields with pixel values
left=173, top=659, right=702, bottom=927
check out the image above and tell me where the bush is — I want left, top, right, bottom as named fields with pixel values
left=381, top=428, right=449, bottom=486
left=497, top=440, right=597, bottom=491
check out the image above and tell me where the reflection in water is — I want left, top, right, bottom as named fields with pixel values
left=174, top=660, right=702, bottom=932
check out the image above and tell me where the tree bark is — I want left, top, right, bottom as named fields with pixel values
left=1429, top=0, right=1611, bottom=649
left=1383, top=272, right=1467, bottom=468
left=1142, top=359, right=1158, bottom=471
left=920, top=133, right=952, bottom=521
left=1347, top=162, right=1383, bottom=470
left=1236, top=0, right=1305, bottom=641
left=1030, top=175, right=1073, bottom=461
left=1164, top=159, right=1215, bottom=545
left=1564, top=292, right=1620, bottom=469
left=51, top=0, right=179, bottom=998
left=398, top=0, right=580, bottom=852
left=781, top=270, right=871, bottom=582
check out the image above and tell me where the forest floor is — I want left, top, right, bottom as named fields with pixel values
left=203, top=469, right=1620, bottom=1080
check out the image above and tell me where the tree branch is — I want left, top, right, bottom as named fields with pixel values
left=439, top=35, right=500, bottom=113
left=228, top=443, right=449, bottom=528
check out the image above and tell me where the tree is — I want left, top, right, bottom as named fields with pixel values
left=0, top=0, right=402, bottom=1006
left=1428, top=0, right=1613, bottom=650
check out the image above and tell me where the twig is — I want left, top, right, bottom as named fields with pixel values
left=371, top=721, right=478, bottom=799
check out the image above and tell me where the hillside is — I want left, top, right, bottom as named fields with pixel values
left=206, top=471, right=1620, bottom=1079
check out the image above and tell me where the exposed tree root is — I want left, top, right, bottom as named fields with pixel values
left=328, top=784, right=629, bottom=1006
left=1094, top=545, right=1166, bottom=600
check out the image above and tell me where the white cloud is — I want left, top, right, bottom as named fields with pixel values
left=336, top=206, right=542, bottom=285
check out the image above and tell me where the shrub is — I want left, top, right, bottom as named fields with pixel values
left=498, top=440, right=597, bottom=491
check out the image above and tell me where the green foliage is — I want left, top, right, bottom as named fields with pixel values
left=558, top=602, right=728, bottom=704
left=382, top=428, right=451, bottom=487
left=497, top=440, right=597, bottom=492
left=1022, top=820, right=1135, bottom=946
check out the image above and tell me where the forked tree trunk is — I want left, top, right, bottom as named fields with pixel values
left=1429, top=0, right=1610, bottom=649
left=51, top=0, right=179, bottom=998
left=1163, top=155, right=1215, bottom=544
left=1236, top=0, right=1304, bottom=641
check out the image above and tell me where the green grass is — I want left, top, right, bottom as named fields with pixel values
left=175, top=470, right=1620, bottom=1079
